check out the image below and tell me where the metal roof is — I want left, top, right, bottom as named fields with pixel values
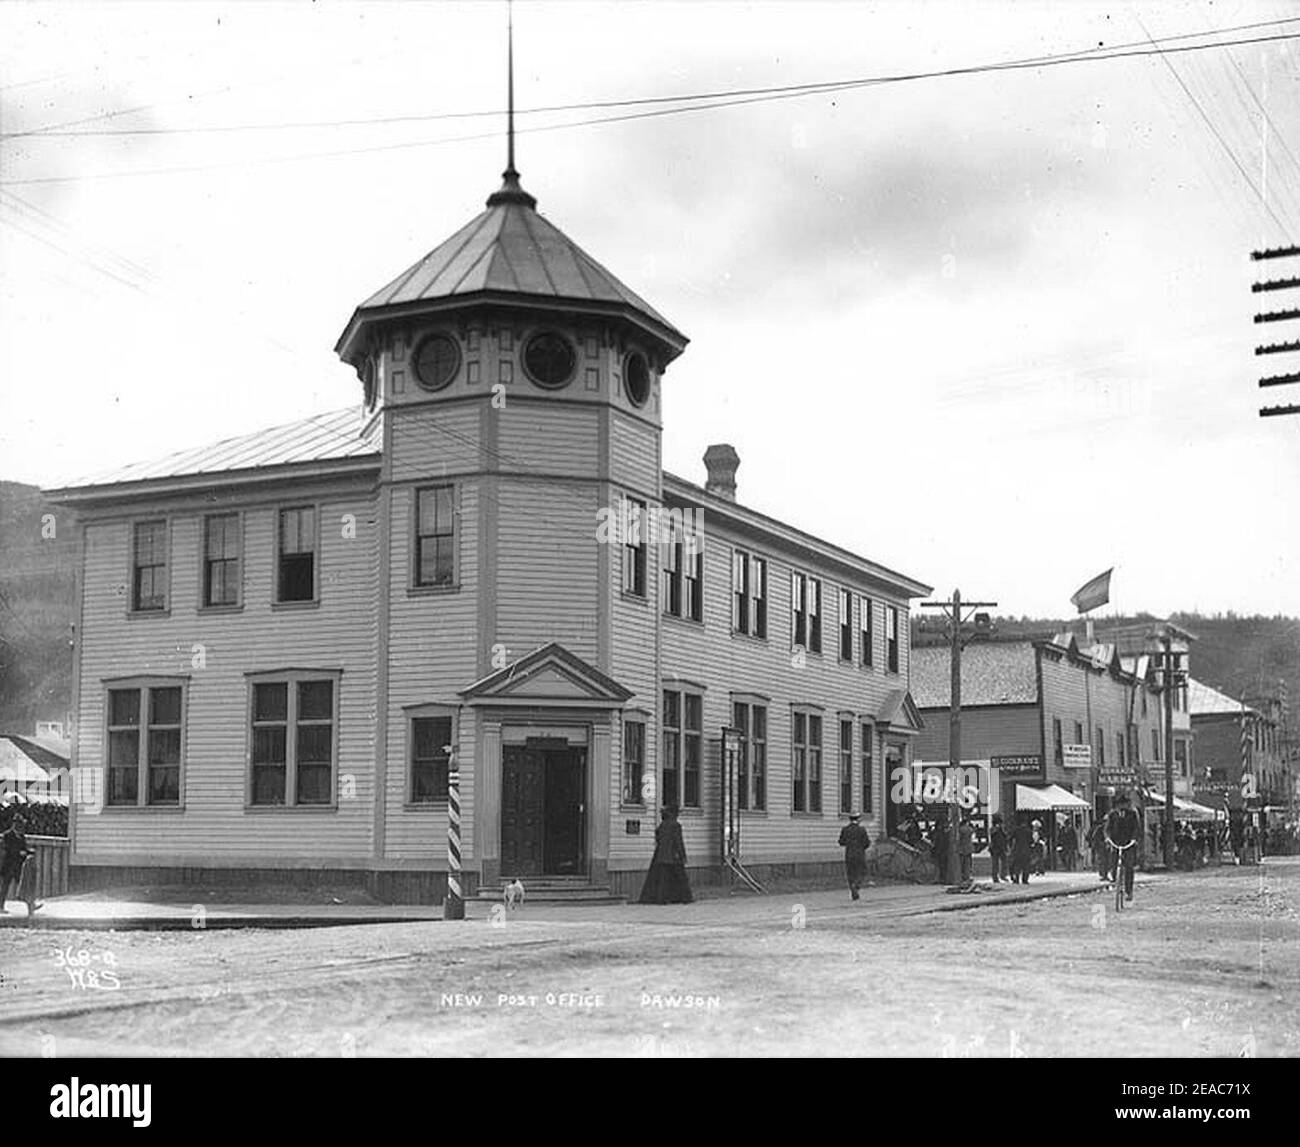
left=911, top=641, right=1040, bottom=709
left=1188, top=678, right=1254, bottom=718
left=353, top=183, right=683, bottom=339
left=53, top=408, right=381, bottom=491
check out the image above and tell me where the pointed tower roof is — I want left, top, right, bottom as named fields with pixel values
left=335, top=172, right=686, bottom=366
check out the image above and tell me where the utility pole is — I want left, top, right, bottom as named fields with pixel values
left=919, top=589, right=997, bottom=888
left=1162, top=635, right=1176, bottom=870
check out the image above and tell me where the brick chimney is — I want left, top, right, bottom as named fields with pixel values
left=703, top=444, right=740, bottom=501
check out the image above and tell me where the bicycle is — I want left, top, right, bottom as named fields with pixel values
left=1109, top=838, right=1136, bottom=912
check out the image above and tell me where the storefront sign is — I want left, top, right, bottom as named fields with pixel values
left=1098, top=768, right=1137, bottom=787
left=1063, top=744, right=1092, bottom=769
left=991, top=754, right=1043, bottom=778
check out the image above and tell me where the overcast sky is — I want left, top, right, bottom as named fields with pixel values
left=2, top=1, right=1298, bottom=619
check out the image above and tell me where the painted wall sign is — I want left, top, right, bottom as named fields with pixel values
left=990, top=754, right=1043, bottom=777
left=1063, top=744, right=1092, bottom=769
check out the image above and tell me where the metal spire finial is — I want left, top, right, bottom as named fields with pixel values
left=487, top=0, right=536, bottom=208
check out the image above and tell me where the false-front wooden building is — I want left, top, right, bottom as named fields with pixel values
left=48, top=163, right=931, bottom=901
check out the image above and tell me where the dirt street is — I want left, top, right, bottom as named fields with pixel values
left=1, top=860, right=1296, bottom=1057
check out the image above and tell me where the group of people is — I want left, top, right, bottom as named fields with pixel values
left=987, top=813, right=1053, bottom=884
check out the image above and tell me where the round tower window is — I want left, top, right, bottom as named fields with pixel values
left=414, top=333, right=460, bottom=392
left=523, top=331, right=576, bottom=389
left=624, top=352, right=651, bottom=407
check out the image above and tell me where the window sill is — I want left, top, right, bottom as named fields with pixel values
left=619, top=803, right=648, bottom=814
left=199, top=603, right=243, bottom=615
left=407, top=584, right=460, bottom=598
left=790, top=811, right=825, bottom=818
left=244, top=803, right=338, bottom=813
left=663, top=611, right=705, bottom=627
left=99, top=804, right=185, bottom=813
left=730, top=629, right=769, bottom=645
left=126, top=608, right=170, bottom=620
left=620, top=590, right=649, bottom=605
left=675, top=806, right=705, bottom=817
left=739, top=808, right=768, bottom=817
left=401, top=801, right=449, bottom=811
left=272, top=600, right=320, bottom=612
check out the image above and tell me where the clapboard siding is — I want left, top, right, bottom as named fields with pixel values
left=914, top=704, right=1041, bottom=764
left=608, top=515, right=917, bottom=870
left=389, top=404, right=483, bottom=482
left=75, top=490, right=380, bottom=863
left=383, top=480, right=480, bottom=859
left=610, top=412, right=658, bottom=495
left=498, top=404, right=599, bottom=476
left=494, top=480, right=600, bottom=662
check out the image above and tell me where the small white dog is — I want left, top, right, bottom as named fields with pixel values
left=503, top=878, right=525, bottom=910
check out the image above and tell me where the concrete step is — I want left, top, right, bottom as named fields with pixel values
left=474, top=882, right=625, bottom=905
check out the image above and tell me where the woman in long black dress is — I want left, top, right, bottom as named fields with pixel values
left=638, top=807, right=693, bottom=904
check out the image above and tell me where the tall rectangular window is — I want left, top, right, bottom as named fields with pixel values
left=277, top=507, right=316, bottom=603
left=415, top=486, right=455, bottom=588
left=733, top=551, right=749, bottom=633
left=792, top=710, right=822, bottom=813
left=1174, top=739, right=1188, bottom=778
left=107, top=684, right=184, bottom=807
left=733, top=701, right=749, bottom=811
left=861, top=597, right=874, bottom=667
left=623, top=498, right=647, bottom=597
left=663, top=526, right=702, bottom=621
left=1116, top=731, right=1126, bottom=770
left=683, top=694, right=702, bottom=808
left=792, top=711, right=807, bottom=813
left=662, top=690, right=680, bottom=808
left=1096, top=726, right=1105, bottom=768
left=661, top=690, right=701, bottom=809
left=410, top=714, right=452, bottom=803
left=839, top=589, right=854, bottom=662
left=792, top=574, right=822, bottom=653
left=839, top=719, right=853, bottom=813
left=886, top=605, right=900, bottom=672
left=861, top=722, right=873, bottom=813
left=751, top=705, right=767, bottom=810
left=132, top=521, right=167, bottom=612
left=750, top=555, right=767, bottom=637
left=251, top=676, right=336, bottom=806
left=623, top=719, right=646, bottom=806
left=203, top=514, right=240, bottom=607
left=1075, top=720, right=1084, bottom=745
left=1152, top=727, right=1160, bottom=761
left=1053, top=718, right=1063, bottom=766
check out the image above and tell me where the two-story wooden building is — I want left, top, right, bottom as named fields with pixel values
left=47, top=161, right=931, bottom=901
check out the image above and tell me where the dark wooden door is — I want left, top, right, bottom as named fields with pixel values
left=543, top=747, right=586, bottom=875
left=501, top=746, right=543, bottom=877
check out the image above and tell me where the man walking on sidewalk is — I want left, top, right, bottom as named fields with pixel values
left=838, top=813, right=871, bottom=901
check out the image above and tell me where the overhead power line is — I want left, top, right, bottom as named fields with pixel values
left=2, top=28, right=1299, bottom=188
left=5, top=15, right=1298, bottom=142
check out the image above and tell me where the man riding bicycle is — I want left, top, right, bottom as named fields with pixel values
left=1103, top=791, right=1141, bottom=902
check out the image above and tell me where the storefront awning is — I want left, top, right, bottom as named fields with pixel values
left=1144, top=790, right=1220, bottom=820
left=1015, top=784, right=1089, bottom=811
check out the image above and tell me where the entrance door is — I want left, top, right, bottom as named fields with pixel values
left=501, top=745, right=543, bottom=877
left=543, top=747, right=586, bottom=875
left=501, top=741, right=586, bottom=878
left=884, top=744, right=904, bottom=839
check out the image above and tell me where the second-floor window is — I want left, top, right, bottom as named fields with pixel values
left=1116, top=732, right=1126, bottom=770
left=792, top=710, right=822, bottom=813
left=839, top=719, right=853, bottom=813
left=415, top=486, right=455, bottom=588
left=839, top=589, right=854, bottom=662
left=732, top=550, right=767, bottom=638
left=277, top=507, right=316, bottom=603
left=203, top=513, right=240, bottom=607
left=1095, top=727, right=1105, bottom=768
left=623, top=498, right=647, bottom=597
left=861, top=596, right=874, bottom=667
left=886, top=605, right=900, bottom=672
left=792, top=573, right=822, bottom=653
left=1053, top=718, right=1064, bottom=766
left=662, top=525, right=702, bottom=621
left=132, top=521, right=168, bottom=612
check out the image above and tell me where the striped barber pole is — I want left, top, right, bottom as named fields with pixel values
left=444, top=767, right=464, bottom=920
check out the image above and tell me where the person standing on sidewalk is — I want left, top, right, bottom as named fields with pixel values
left=1059, top=818, right=1078, bottom=872
left=1010, top=815, right=1033, bottom=884
left=989, top=814, right=1008, bottom=883
left=0, top=813, right=41, bottom=916
left=957, top=816, right=975, bottom=885
left=837, top=812, right=871, bottom=901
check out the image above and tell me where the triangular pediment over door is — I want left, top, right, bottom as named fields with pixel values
left=459, top=642, right=634, bottom=708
